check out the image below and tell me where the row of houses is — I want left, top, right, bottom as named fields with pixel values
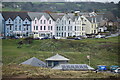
left=0, top=11, right=106, bottom=38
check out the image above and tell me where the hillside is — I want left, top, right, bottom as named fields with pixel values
left=2, top=36, right=120, bottom=78
left=3, top=37, right=119, bottom=67
left=2, top=2, right=120, bottom=18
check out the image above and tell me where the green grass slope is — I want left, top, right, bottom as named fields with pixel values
left=2, top=36, right=119, bottom=68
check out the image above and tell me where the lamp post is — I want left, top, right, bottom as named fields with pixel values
left=87, top=55, right=90, bottom=66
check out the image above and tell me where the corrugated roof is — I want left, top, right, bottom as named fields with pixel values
left=52, top=64, right=94, bottom=70
left=45, top=54, right=69, bottom=61
left=21, top=57, right=46, bottom=67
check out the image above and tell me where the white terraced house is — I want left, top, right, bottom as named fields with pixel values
left=49, top=13, right=87, bottom=37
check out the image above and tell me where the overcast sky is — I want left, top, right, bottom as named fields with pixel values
left=1, top=0, right=119, bottom=3
left=66, top=0, right=119, bottom=3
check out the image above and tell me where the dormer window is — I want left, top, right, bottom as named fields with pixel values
left=49, top=20, right=51, bottom=24
left=35, top=20, right=37, bottom=24
left=40, top=20, right=42, bottom=24
left=44, top=20, right=46, bottom=24
left=69, top=21, right=70, bottom=24
left=25, top=21, right=27, bottom=24
left=19, top=19, right=21, bottom=23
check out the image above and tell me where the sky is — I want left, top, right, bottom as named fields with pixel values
left=1, top=0, right=119, bottom=3
left=66, top=0, right=119, bottom=3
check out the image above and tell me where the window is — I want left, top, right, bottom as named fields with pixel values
left=71, top=26, right=72, bottom=30
left=35, top=20, right=37, bottom=24
left=9, top=19, right=10, bottom=24
left=15, top=25, right=17, bottom=30
left=59, top=33, right=60, bottom=36
left=44, top=26, right=46, bottom=30
left=48, top=26, right=50, bottom=30
left=40, top=20, right=42, bottom=24
left=64, top=26, right=66, bottom=31
left=82, top=27, right=84, bottom=31
left=27, top=26, right=28, bottom=30
left=68, top=33, right=70, bottom=36
left=64, top=32, right=66, bottom=37
left=40, top=26, right=42, bottom=30
left=59, top=27, right=60, bottom=31
left=69, top=21, right=70, bottom=24
left=49, top=20, right=51, bottom=24
left=19, top=25, right=21, bottom=30
left=36, top=26, right=38, bottom=30
left=51, top=26, right=53, bottom=30
left=10, top=25, right=12, bottom=30
left=34, top=26, right=35, bottom=30
left=62, top=26, right=63, bottom=30
left=68, top=26, right=69, bottom=31
left=75, top=26, right=76, bottom=31
left=57, top=26, right=58, bottom=30
left=61, top=32, right=63, bottom=37
left=44, top=20, right=46, bottom=24
left=57, top=33, right=58, bottom=36
left=19, top=19, right=21, bottom=23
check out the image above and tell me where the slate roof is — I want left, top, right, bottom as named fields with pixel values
left=28, top=12, right=51, bottom=20
left=48, top=13, right=64, bottom=21
left=45, top=54, right=69, bottom=61
left=2, top=11, right=31, bottom=21
left=86, top=15, right=103, bottom=23
left=49, top=13, right=80, bottom=21
left=21, top=57, right=46, bottom=67
left=52, top=64, right=94, bottom=70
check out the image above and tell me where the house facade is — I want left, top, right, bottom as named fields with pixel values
left=28, top=12, right=55, bottom=37
left=2, top=12, right=31, bottom=37
left=49, top=13, right=86, bottom=37
left=0, top=12, right=4, bottom=36
left=1, top=11, right=106, bottom=38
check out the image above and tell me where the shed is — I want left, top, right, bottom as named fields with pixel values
left=45, top=54, right=69, bottom=68
left=20, top=57, right=46, bottom=67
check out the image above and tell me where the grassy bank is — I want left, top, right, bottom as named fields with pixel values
left=2, top=36, right=120, bottom=78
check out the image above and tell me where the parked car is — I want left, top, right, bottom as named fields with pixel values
left=0, top=36, right=4, bottom=39
left=41, top=37, right=50, bottom=40
left=110, top=65, right=119, bottom=72
left=114, top=68, right=120, bottom=73
left=34, top=37, right=40, bottom=40
left=81, top=35, right=87, bottom=39
left=74, top=37, right=81, bottom=40
left=97, top=65, right=107, bottom=71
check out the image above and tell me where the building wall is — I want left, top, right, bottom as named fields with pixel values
left=82, top=16, right=98, bottom=34
left=0, top=13, right=4, bottom=36
left=55, top=15, right=86, bottom=37
left=4, top=16, right=31, bottom=37
left=31, top=15, right=55, bottom=37
left=46, top=60, right=68, bottom=68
